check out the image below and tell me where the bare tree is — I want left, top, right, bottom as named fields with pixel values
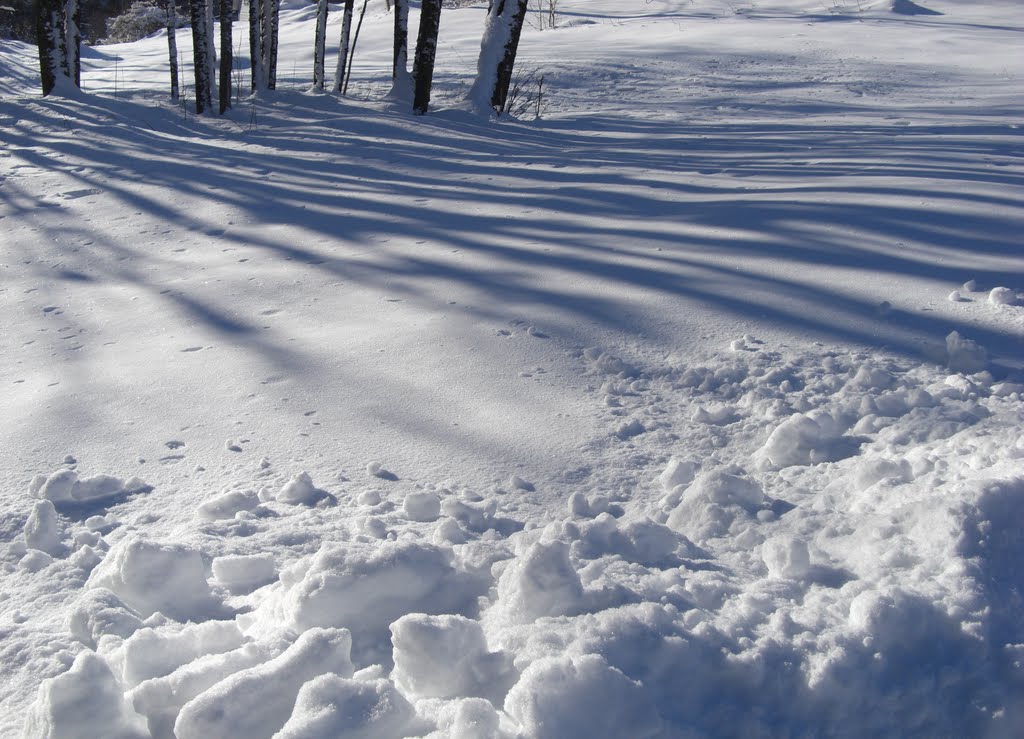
left=165, top=0, right=179, bottom=101
left=219, top=0, right=233, bottom=112
left=333, top=0, right=355, bottom=93
left=390, top=0, right=411, bottom=96
left=36, top=0, right=81, bottom=96
left=312, top=0, right=329, bottom=91
left=411, top=0, right=442, bottom=114
left=189, top=0, right=213, bottom=113
left=468, top=0, right=529, bottom=115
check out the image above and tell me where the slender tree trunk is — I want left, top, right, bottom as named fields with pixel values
left=64, top=0, right=80, bottom=87
left=166, top=0, right=179, bottom=101
left=249, top=0, right=263, bottom=91
left=36, top=0, right=67, bottom=96
left=265, top=0, right=279, bottom=89
left=411, top=0, right=442, bottom=115
left=189, top=0, right=213, bottom=113
left=468, top=0, right=529, bottom=115
left=343, top=0, right=368, bottom=94
left=333, top=0, right=354, bottom=93
left=392, top=0, right=408, bottom=82
left=492, top=0, right=528, bottom=112
left=219, top=0, right=233, bottom=112
left=205, top=0, right=216, bottom=92
left=312, top=0, right=328, bottom=91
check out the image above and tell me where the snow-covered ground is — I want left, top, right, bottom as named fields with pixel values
left=2, top=0, right=1023, bottom=736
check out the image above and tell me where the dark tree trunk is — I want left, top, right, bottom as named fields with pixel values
left=392, top=0, right=408, bottom=81
left=491, top=0, right=528, bottom=113
left=219, top=0, right=233, bottom=112
left=189, top=0, right=213, bottom=113
left=312, top=0, right=328, bottom=91
left=266, top=0, right=279, bottom=89
left=166, top=0, right=179, bottom=101
left=411, top=0, right=442, bottom=115
left=249, top=0, right=263, bottom=91
left=36, top=0, right=66, bottom=96
left=333, top=0, right=354, bottom=93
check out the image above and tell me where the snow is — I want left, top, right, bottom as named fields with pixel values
left=2, top=0, right=1023, bottom=736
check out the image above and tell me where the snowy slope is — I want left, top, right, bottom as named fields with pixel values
left=2, top=0, right=1023, bottom=736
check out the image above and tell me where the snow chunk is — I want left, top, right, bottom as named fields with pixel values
left=488, top=539, right=584, bottom=624
left=86, top=537, right=223, bottom=621
left=121, top=620, right=247, bottom=687
left=584, top=348, right=638, bottom=377
left=31, top=469, right=150, bottom=506
left=854, top=458, right=912, bottom=491
left=572, top=514, right=701, bottom=567
left=665, top=470, right=765, bottom=541
left=614, top=419, right=646, bottom=440
left=391, top=613, right=513, bottom=702
left=277, top=540, right=482, bottom=662
left=24, top=499, right=64, bottom=555
left=66, top=588, right=144, bottom=648
left=212, top=554, right=277, bottom=593
left=367, top=461, right=399, bottom=481
left=760, top=411, right=847, bottom=468
left=403, top=490, right=441, bottom=522
left=761, top=536, right=811, bottom=579
left=174, top=627, right=354, bottom=739
left=196, top=490, right=261, bottom=521
left=504, top=654, right=661, bottom=739
left=988, top=286, right=1017, bottom=306
left=278, top=472, right=335, bottom=507
left=24, top=651, right=148, bottom=739
left=945, top=331, right=988, bottom=373
left=658, top=458, right=698, bottom=492
left=273, top=676, right=414, bottom=739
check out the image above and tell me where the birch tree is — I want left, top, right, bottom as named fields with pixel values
left=165, top=0, right=179, bottom=101
left=333, top=0, right=355, bottom=93
left=188, top=0, right=213, bottom=113
left=468, top=0, right=529, bottom=115
left=64, top=0, right=80, bottom=87
left=390, top=0, right=410, bottom=96
left=249, top=0, right=263, bottom=91
left=312, top=0, right=328, bottom=92
left=411, top=0, right=441, bottom=114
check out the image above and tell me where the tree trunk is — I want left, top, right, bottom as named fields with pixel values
left=36, top=0, right=66, bottom=96
left=166, top=0, right=179, bottom=101
left=189, top=0, right=213, bottom=113
left=265, top=0, right=279, bottom=89
left=312, top=0, right=328, bottom=92
left=333, top=0, right=354, bottom=93
left=411, top=0, right=442, bottom=115
left=219, top=0, right=233, bottom=112
left=392, top=0, right=408, bottom=83
left=205, top=0, right=216, bottom=92
left=249, top=0, right=263, bottom=91
left=64, top=0, right=80, bottom=87
left=468, top=0, right=529, bottom=115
